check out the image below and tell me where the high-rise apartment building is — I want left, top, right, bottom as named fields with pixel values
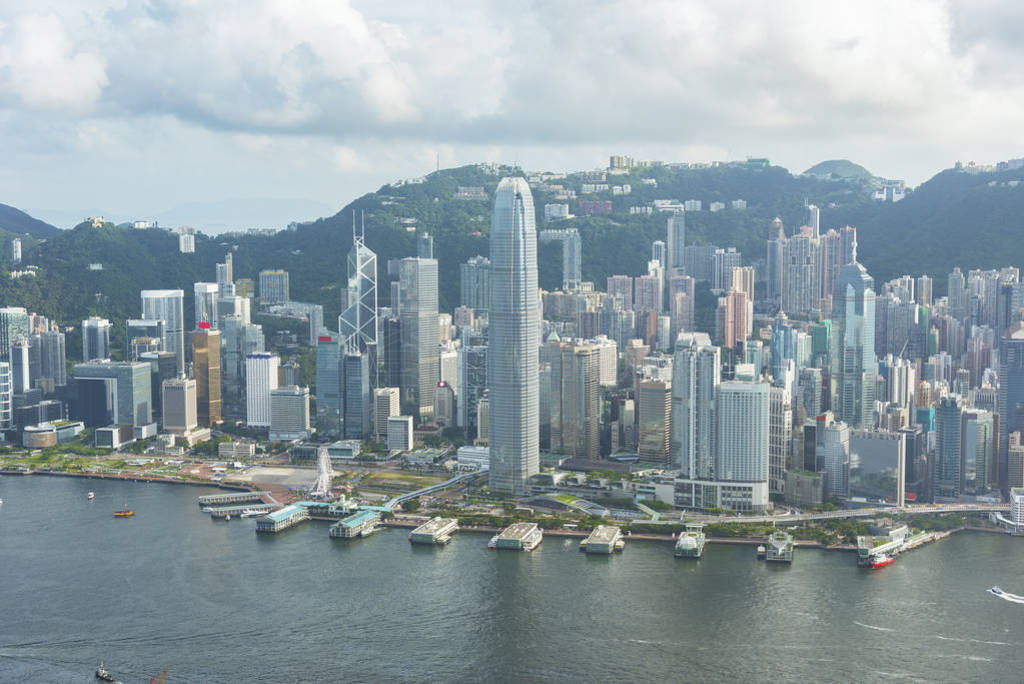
left=399, top=257, right=439, bottom=420
left=672, top=332, right=720, bottom=477
left=606, top=275, right=633, bottom=310
left=141, top=290, right=185, bottom=375
left=666, top=211, right=686, bottom=278
left=488, top=177, right=539, bottom=495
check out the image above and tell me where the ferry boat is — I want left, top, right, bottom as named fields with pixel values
left=88, top=492, right=95, bottom=501
left=764, top=531, right=794, bottom=563
left=113, top=507, right=134, bottom=518
left=240, top=509, right=263, bottom=518
left=95, top=663, right=114, bottom=681
left=487, top=534, right=500, bottom=550
left=870, top=553, right=895, bottom=569
left=674, top=524, right=706, bottom=559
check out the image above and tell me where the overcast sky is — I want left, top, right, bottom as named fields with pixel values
left=1, top=0, right=1022, bottom=226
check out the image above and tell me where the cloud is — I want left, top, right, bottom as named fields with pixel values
left=2, top=0, right=1024, bottom=213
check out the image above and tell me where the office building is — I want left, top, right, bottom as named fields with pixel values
left=270, top=385, right=311, bottom=440
left=0, top=307, right=29, bottom=362
left=343, top=350, right=371, bottom=439
left=373, top=387, right=400, bottom=442
left=38, top=330, right=66, bottom=388
left=221, top=315, right=264, bottom=418
left=816, top=413, right=850, bottom=498
left=72, top=360, right=152, bottom=427
left=417, top=232, right=434, bottom=259
left=961, top=409, right=995, bottom=495
left=434, top=381, right=455, bottom=427
left=9, top=339, right=29, bottom=394
left=460, top=255, right=491, bottom=312
left=542, top=340, right=600, bottom=460
left=194, top=282, right=220, bottom=329
left=713, top=380, right=771, bottom=511
left=340, top=229, right=378, bottom=360
left=259, top=269, right=290, bottom=305
left=672, top=332, right=720, bottom=477
left=387, top=415, right=414, bottom=452
left=82, top=317, right=111, bottom=361
left=998, top=322, right=1024, bottom=488
left=245, top=353, right=279, bottom=428
left=399, top=256, right=439, bottom=420
left=457, top=339, right=487, bottom=436
left=638, top=380, right=672, bottom=465
left=162, top=378, right=198, bottom=434
left=666, top=212, right=686, bottom=277
left=934, top=396, right=963, bottom=500
left=141, top=290, right=185, bottom=375
left=315, top=332, right=343, bottom=436
left=830, top=262, right=876, bottom=429
left=140, top=350, right=177, bottom=421
left=488, top=177, right=540, bottom=495
left=191, top=325, right=221, bottom=427
left=769, top=385, right=792, bottom=494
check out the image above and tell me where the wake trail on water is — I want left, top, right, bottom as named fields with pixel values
left=992, top=592, right=1024, bottom=604
left=853, top=621, right=894, bottom=632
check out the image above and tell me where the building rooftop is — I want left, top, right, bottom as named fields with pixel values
left=264, top=504, right=306, bottom=522
left=587, top=525, right=621, bottom=543
left=498, top=522, right=539, bottom=541
left=339, top=510, right=379, bottom=527
left=414, top=517, right=457, bottom=534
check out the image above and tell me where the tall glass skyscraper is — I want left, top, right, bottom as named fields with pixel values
left=141, top=290, right=185, bottom=375
left=339, top=230, right=378, bottom=438
left=399, top=257, right=439, bottom=420
left=488, top=177, right=539, bottom=495
left=830, top=262, right=876, bottom=429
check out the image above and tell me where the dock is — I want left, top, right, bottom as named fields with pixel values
left=764, top=530, right=794, bottom=563
left=674, top=523, right=706, bottom=559
left=255, top=504, right=309, bottom=534
left=491, top=522, right=543, bottom=551
left=206, top=503, right=274, bottom=519
left=197, top=491, right=268, bottom=506
left=580, top=525, right=624, bottom=554
left=330, top=510, right=381, bottom=539
left=408, top=517, right=458, bottom=545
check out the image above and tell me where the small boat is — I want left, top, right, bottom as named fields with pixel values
left=96, top=663, right=114, bottom=681
left=88, top=492, right=95, bottom=501
left=224, top=514, right=232, bottom=521
left=114, top=505, right=134, bottom=518
left=990, top=586, right=1003, bottom=595
left=487, top=535, right=499, bottom=550
left=756, top=545, right=766, bottom=560
left=202, top=506, right=214, bottom=513
left=240, top=509, right=263, bottom=518
left=870, top=553, right=895, bottom=569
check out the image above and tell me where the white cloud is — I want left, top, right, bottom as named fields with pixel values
left=2, top=0, right=1024, bottom=213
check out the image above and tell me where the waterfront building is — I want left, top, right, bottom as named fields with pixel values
left=715, top=380, right=770, bottom=509
left=245, top=353, right=280, bottom=428
left=191, top=325, right=221, bottom=427
left=830, top=262, right=876, bottom=429
left=82, top=317, right=111, bottom=361
left=162, top=378, right=198, bottom=434
left=998, top=322, right=1024, bottom=489
left=488, top=177, right=540, bottom=495
left=1008, top=433, right=1024, bottom=489
left=194, top=283, right=219, bottom=329
left=259, top=269, right=290, bottom=305
left=671, top=332, right=720, bottom=477
left=270, top=385, right=311, bottom=440
left=373, top=387, right=400, bottom=442
left=73, top=360, right=153, bottom=428
left=141, top=290, right=185, bottom=375
left=934, top=396, right=963, bottom=500
left=399, top=256, right=439, bottom=420
left=387, top=415, right=414, bottom=452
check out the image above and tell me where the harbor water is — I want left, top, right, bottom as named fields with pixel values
left=1, top=475, right=1022, bottom=682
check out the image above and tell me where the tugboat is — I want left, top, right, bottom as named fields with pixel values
left=870, top=553, right=895, bottom=569
left=95, top=663, right=114, bottom=681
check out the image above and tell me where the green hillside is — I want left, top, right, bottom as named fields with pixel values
left=0, top=203, right=61, bottom=239
left=6, top=160, right=1024, bottom=344
left=803, top=159, right=876, bottom=182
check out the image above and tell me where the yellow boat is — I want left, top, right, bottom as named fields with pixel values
left=114, top=506, right=134, bottom=518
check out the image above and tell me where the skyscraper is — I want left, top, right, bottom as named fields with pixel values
left=830, top=262, right=876, bottom=429
left=39, top=330, right=67, bottom=388
left=715, top=379, right=770, bottom=511
left=340, top=229, right=378, bottom=356
left=315, top=332, right=343, bottom=436
left=666, top=211, right=686, bottom=278
left=399, top=257, right=439, bottom=420
left=258, top=269, right=290, bottom=305
left=672, top=332, right=720, bottom=478
left=194, top=283, right=220, bottom=329
left=0, top=307, right=29, bottom=362
left=417, top=232, right=434, bottom=259
left=542, top=340, right=600, bottom=460
left=141, top=290, right=185, bottom=375
left=245, top=353, right=279, bottom=428
left=343, top=350, right=371, bottom=439
left=934, top=395, right=963, bottom=500
left=998, top=322, right=1024, bottom=490
left=460, top=256, right=491, bottom=312
left=638, top=379, right=672, bottom=465
left=192, top=324, right=221, bottom=427
left=82, top=317, right=111, bottom=361
left=488, top=177, right=539, bottom=495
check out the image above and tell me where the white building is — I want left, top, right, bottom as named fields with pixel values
left=270, top=385, right=311, bottom=440
left=245, top=353, right=280, bottom=427
left=178, top=226, right=195, bottom=253
left=193, top=283, right=220, bottom=329
left=373, top=387, right=400, bottom=441
left=387, top=415, right=414, bottom=452
left=162, top=378, right=198, bottom=434
left=141, top=289, right=185, bottom=375
left=544, top=203, right=571, bottom=222
left=591, top=335, right=618, bottom=387
left=10, top=238, right=21, bottom=264
left=456, top=445, right=490, bottom=471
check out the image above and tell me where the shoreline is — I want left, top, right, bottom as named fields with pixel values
left=1, top=469, right=248, bottom=492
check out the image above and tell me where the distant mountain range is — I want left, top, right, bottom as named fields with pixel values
left=4, top=159, right=1024, bottom=339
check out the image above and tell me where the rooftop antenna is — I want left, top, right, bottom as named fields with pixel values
left=351, top=211, right=356, bottom=242
left=361, top=210, right=365, bottom=241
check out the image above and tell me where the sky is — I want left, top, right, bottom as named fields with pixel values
left=1, top=0, right=1023, bottom=229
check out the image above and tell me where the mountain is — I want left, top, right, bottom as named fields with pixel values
left=0, top=203, right=61, bottom=239
left=7, top=159, right=1024, bottom=341
left=803, top=159, right=876, bottom=182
